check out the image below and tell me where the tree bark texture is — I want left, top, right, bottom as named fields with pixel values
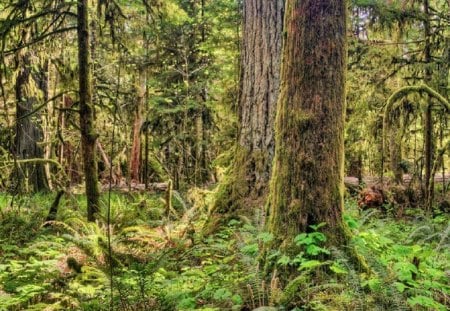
left=215, top=0, right=284, bottom=213
left=423, top=0, right=434, bottom=212
left=14, top=51, right=49, bottom=193
left=77, top=0, right=100, bottom=222
left=267, top=0, right=347, bottom=248
left=130, top=67, right=146, bottom=182
left=389, top=120, right=403, bottom=184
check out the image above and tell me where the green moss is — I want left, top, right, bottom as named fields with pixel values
left=383, top=84, right=450, bottom=154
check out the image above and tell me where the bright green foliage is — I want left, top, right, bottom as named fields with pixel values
left=348, top=200, right=450, bottom=310
left=0, top=0, right=449, bottom=310
left=0, top=193, right=449, bottom=310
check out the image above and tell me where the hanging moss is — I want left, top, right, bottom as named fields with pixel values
left=384, top=85, right=450, bottom=129
left=382, top=84, right=450, bottom=183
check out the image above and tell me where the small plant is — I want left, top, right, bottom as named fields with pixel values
left=267, top=223, right=337, bottom=272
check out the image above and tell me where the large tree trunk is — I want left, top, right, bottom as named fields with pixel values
left=194, top=0, right=209, bottom=186
left=14, top=51, right=49, bottom=193
left=77, top=0, right=100, bottom=222
left=214, top=0, right=284, bottom=213
left=267, top=0, right=347, bottom=251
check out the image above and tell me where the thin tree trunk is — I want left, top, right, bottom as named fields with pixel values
left=130, top=67, right=145, bottom=182
left=77, top=0, right=100, bottom=222
left=267, top=0, right=347, bottom=251
left=144, top=124, right=149, bottom=189
left=423, top=0, right=434, bottom=212
left=389, top=124, right=403, bottom=184
left=195, top=109, right=205, bottom=185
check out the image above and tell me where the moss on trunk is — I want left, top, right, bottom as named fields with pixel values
left=77, top=0, right=100, bottom=222
left=211, top=0, right=284, bottom=217
left=267, top=0, right=348, bottom=253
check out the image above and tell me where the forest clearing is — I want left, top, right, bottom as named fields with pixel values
left=0, top=0, right=449, bottom=310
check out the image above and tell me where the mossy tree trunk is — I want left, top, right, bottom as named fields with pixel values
left=14, top=51, right=49, bottom=193
left=13, top=9, right=49, bottom=194
left=194, top=0, right=209, bottom=186
left=267, top=0, right=347, bottom=250
left=423, top=0, right=434, bottom=212
left=215, top=0, right=284, bottom=213
left=77, top=0, right=100, bottom=222
left=389, top=113, right=403, bottom=184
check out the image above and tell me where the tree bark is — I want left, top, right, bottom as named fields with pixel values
left=267, top=0, right=347, bottom=250
left=389, top=124, right=403, bottom=184
left=215, top=0, right=284, bottom=213
left=77, top=0, right=100, bottom=222
left=14, top=50, right=49, bottom=193
left=423, top=0, right=434, bottom=212
left=130, top=67, right=145, bottom=182
left=194, top=0, right=209, bottom=185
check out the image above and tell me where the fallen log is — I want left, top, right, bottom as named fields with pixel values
left=101, top=182, right=168, bottom=192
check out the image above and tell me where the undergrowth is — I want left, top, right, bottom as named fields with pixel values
left=0, top=191, right=448, bottom=310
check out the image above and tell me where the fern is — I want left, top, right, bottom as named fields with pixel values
left=331, top=247, right=366, bottom=311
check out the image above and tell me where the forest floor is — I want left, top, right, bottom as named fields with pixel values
left=0, top=189, right=449, bottom=310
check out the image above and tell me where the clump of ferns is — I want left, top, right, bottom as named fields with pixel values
left=108, top=192, right=167, bottom=229
left=44, top=218, right=124, bottom=270
left=407, top=222, right=450, bottom=251
left=330, top=247, right=366, bottom=310
left=115, top=225, right=171, bottom=260
left=244, top=266, right=281, bottom=309
left=112, top=252, right=173, bottom=310
left=223, top=218, right=280, bottom=309
left=277, top=258, right=363, bottom=309
left=356, top=245, right=410, bottom=311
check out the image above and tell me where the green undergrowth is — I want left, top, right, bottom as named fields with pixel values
left=0, top=191, right=449, bottom=310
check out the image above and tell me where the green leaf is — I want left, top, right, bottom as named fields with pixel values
left=213, top=288, right=233, bottom=300
left=408, top=295, right=447, bottom=311
left=294, top=233, right=312, bottom=246
left=393, top=262, right=418, bottom=282
left=310, top=232, right=327, bottom=242
left=309, top=222, right=327, bottom=231
left=344, top=215, right=358, bottom=229
left=330, top=262, right=348, bottom=274
left=298, top=260, right=323, bottom=271
left=231, top=294, right=242, bottom=305
left=227, top=219, right=240, bottom=227
left=306, top=244, right=330, bottom=256
left=178, top=297, right=197, bottom=309
left=392, top=245, right=412, bottom=257
left=394, top=282, right=407, bottom=293
left=362, top=277, right=382, bottom=292
left=277, top=255, right=291, bottom=266
left=241, top=243, right=258, bottom=256
left=257, top=232, right=274, bottom=243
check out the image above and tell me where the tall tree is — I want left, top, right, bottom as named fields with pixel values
left=11, top=3, right=49, bottom=193
left=77, top=0, right=100, bottom=221
left=267, top=0, right=347, bottom=250
left=14, top=43, right=49, bottom=192
left=214, top=0, right=284, bottom=213
left=423, top=0, right=434, bottom=212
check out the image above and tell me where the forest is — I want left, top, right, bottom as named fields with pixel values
left=0, top=0, right=449, bottom=310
